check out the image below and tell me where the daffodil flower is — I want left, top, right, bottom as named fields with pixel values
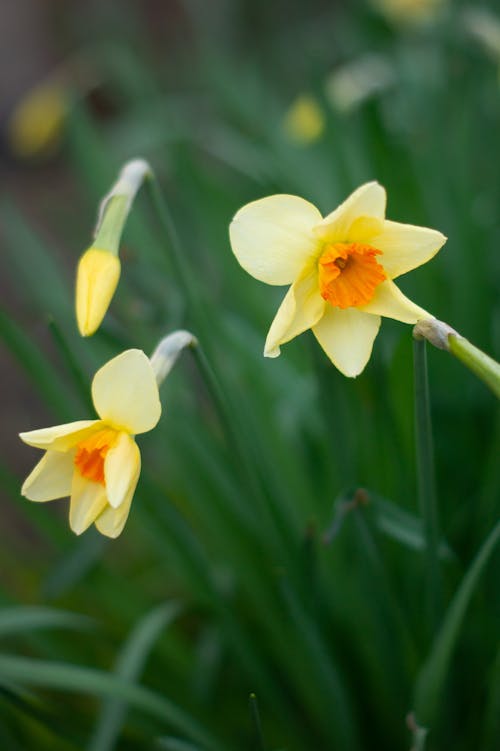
left=229, top=182, right=446, bottom=376
left=19, top=349, right=161, bottom=538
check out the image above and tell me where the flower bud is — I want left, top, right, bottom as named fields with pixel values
left=76, top=248, right=121, bottom=336
left=75, top=158, right=151, bottom=336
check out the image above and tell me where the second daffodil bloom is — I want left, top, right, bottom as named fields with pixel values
left=229, top=182, right=446, bottom=376
left=19, top=349, right=161, bottom=538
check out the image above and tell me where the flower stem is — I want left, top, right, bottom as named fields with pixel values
left=249, top=693, right=266, bottom=751
left=413, top=338, right=442, bottom=636
left=448, top=334, right=500, bottom=399
left=190, top=344, right=295, bottom=558
left=413, top=319, right=500, bottom=399
left=144, top=173, right=204, bottom=329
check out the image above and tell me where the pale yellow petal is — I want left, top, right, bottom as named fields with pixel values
left=315, top=182, right=386, bottom=242
left=358, top=279, right=430, bottom=323
left=104, top=432, right=141, bottom=509
left=76, top=248, right=121, bottom=337
left=371, top=220, right=446, bottom=279
left=91, top=349, right=161, bottom=434
left=69, top=474, right=108, bottom=535
left=229, top=194, right=322, bottom=285
left=312, top=307, right=381, bottom=377
left=264, top=267, right=325, bottom=357
left=19, top=420, right=101, bottom=451
left=21, top=450, right=74, bottom=502
left=95, top=488, right=134, bottom=539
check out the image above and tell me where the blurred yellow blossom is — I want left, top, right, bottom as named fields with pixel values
left=229, top=182, right=446, bottom=377
left=20, top=349, right=161, bottom=538
left=76, top=159, right=151, bottom=336
left=371, top=0, right=446, bottom=26
left=282, top=94, right=325, bottom=144
left=7, top=81, right=67, bottom=159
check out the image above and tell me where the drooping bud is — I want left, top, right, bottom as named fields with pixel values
left=150, top=330, right=198, bottom=386
left=75, top=158, right=151, bottom=336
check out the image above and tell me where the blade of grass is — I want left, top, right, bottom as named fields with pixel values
left=249, top=693, right=266, bottom=751
left=0, top=654, right=224, bottom=751
left=413, top=338, right=442, bottom=636
left=0, top=309, right=75, bottom=422
left=413, top=518, right=500, bottom=726
left=0, top=607, right=94, bottom=638
left=88, top=602, right=181, bottom=751
left=47, top=319, right=94, bottom=413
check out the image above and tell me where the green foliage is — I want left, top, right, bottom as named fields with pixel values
left=1, top=2, right=499, bottom=750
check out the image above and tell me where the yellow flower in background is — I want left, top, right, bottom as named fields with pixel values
left=7, top=81, right=67, bottom=159
left=282, top=94, right=325, bottom=145
left=20, top=349, right=161, bottom=538
left=371, top=0, right=446, bottom=26
left=229, top=182, right=446, bottom=377
left=76, top=159, right=151, bottom=337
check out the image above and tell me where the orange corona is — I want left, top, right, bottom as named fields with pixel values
left=74, top=429, right=117, bottom=485
left=318, top=242, right=386, bottom=309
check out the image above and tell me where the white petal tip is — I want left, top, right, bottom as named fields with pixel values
left=264, top=347, right=281, bottom=359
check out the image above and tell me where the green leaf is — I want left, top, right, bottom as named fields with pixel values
left=0, top=607, right=94, bottom=638
left=155, top=739, right=205, bottom=751
left=88, top=602, right=181, bottom=751
left=371, top=496, right=454, bottom=559
left=0, top=654, right=224, bottom=751
left=413, top=518, right=500, bottom=725
left=0, top=308, right=75, bottom=421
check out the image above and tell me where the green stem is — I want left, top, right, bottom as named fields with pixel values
left=145, top=175, right=295, bottom=561
left=448, top=334, right=500, bottom=399
left=190, top=345, right=294, bottom=560
left=144, top=174, right=205, bottom=330
left=414, top=517, right=500, bottom=726
left=413, top=338, right=442, bottom=636
left=413, top=319, right=500, bottom=399
left=249, top=694, right=266, bottom=751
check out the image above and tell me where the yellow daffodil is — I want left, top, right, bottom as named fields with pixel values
left=371, top=0, right=446, bottom=26
left=76, top=159, right=151, bottom=337
left=19, top=349, right=161, bottom=538
left=229, top=182, right=446, bottom=377
left=283, top=94, right=325, bottom=145
left=7, top=81, right=67, bottom=159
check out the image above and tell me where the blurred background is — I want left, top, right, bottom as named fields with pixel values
left=1, top=1, right=499, bottom=750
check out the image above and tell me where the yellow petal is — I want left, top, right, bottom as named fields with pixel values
left=358, top=279, right=430, bottom=323
left=264, top=267, right=325, bottom=357
left=19, top=420, right=101, bottom=451
left=315, top=182, right=386, bottom=242
left=229, top=194, right=322, bottom=285
left=76, top=248, right=121, bottom=337
left=94, top=492, right=134, bottom=539
left=104, top=432, right=141, bottom=509
left=69, top=473, right=107, bottom=535
left=91, top=349, right=161, bottom=434
left=21, top=450, right=74, bottom=502
left=312, top=307, right=381, bottom=377
left=371, top=220, right=446, bottom=279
